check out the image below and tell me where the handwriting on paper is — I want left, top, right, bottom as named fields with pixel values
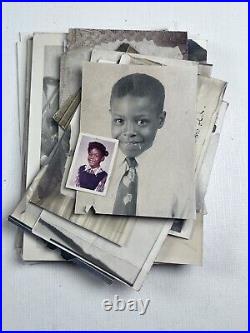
left=195, top=106, right=206, bottom=142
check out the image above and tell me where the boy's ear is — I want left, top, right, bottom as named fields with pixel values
left=158, top=111, right=166, bottom=128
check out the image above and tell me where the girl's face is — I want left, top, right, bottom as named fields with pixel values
left=88, top=148, right=104, bottom=168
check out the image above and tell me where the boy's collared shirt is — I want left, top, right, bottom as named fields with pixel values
left=85, top=135, right=196, bottom=219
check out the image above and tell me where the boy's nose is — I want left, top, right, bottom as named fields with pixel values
left=123, top=122, right=136, bottom=137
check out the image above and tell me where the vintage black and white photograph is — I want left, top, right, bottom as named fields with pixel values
left=40, top=52, right=60, bottom=166
left=75, top=62, right=198, bottom=219
left=3, top=3, right=247, bottom=332
left=32, top=208, right=173, bottom=290
left=66, top=133, right=118, bottom=195
left=26, top=33, right=65, bottom=186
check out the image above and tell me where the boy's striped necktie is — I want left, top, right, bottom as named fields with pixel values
left=113, top=157, right=138, bottom=216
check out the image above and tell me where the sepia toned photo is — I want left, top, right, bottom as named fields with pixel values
left=66, top=133, right=118, bottom=195
left=67, top=28, right=188, bottom=59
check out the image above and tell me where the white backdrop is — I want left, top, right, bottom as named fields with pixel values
left=2, top=2, right=248, bottom=331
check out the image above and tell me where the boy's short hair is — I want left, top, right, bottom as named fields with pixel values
left=88, top=141, right=109, bottom=157
left=110, top=73, right=165, bottom=111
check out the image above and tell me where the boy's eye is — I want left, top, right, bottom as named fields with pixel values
left=137, top=119, right=148, bottom=126
left=113, top=118, right=124, bottom=125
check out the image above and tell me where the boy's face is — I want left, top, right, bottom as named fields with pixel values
left=88, top=148, right=104, bottom=168
left=110, top=95, right=166, bottom=158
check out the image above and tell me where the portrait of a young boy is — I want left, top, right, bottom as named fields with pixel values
left=110, top=73, right=166, bottom=215
left=76, top=62, right=197, bottom=219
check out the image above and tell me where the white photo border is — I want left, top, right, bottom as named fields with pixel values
left=66, top=132, right=119, bottom=196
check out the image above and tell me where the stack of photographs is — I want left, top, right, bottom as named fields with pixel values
left=10, top=29, right=228, bottom=290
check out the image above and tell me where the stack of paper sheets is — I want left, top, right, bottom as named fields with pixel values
left=9, top=29, right=228, bottom=290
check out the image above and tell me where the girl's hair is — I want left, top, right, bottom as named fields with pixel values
left=88, top=141, right=109, bottom=157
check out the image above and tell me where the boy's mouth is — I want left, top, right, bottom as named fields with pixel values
left=120, top=139, right=142, bottom=144
left=120, top=141, right=143, bottom=151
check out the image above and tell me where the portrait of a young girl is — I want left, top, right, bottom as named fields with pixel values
left=76, top=141, right=109, bottom=192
